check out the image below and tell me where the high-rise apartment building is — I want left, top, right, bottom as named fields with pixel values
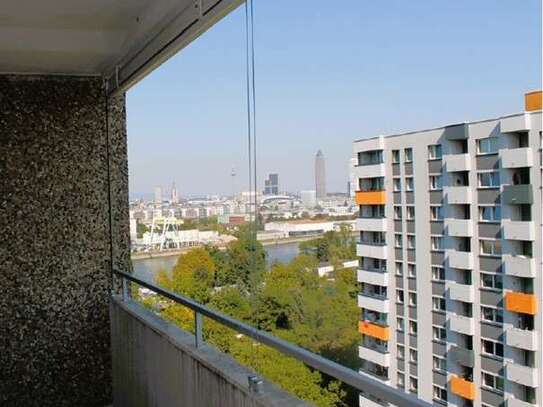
left=354, top=91, right=542, bottom=407
left=154, top=185, right=162, bottom=204
left=315, top=149, right=327, bottom=199
left=264, top=173, right=279, bottom=195
left=171, top=181, right=178, bottom=204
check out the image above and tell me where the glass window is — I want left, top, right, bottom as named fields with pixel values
left=433, top=325, right=446, bottom=341
left=429, top=175, right=443, bottom=190
left=408, top=263, right=416, bottom=277
left=433, top=385, right=447, bottom=402
left=409, top=348, right=417, bottom=362
left=393, top=178, right=401, bottom=191
left=395, top=262, right=403, bottom=276
left=409, top=376, right=418, bottom=392
left=428, top=144, right=442, bottom=160
left=477, top=137, right=499, bottom=155
left=407, top=235, right=416, bottom=249
left=481, top=306, right=504, bottom=324
left=392, top=150, right=400, bottom=163
left=433, top=356, right=446, bottom=372
left=394, top=206, right=402, bottom=219
left=406, top=206, right=415, bottom=219
left=479, top=206, right=501, bottom=222
left=395, top=234, right=403, bottom=248
left=409, top=292, right=417, bottom=306
left=430, top=206, right=443, bottom=220
left=398, top=372, right=405, bottom=388
left=433, top=296, right=446, bottom=311
left=481, top=273, right=503, bottom=290
left=397, top=317, right=404, bottom=331
left=481, top=339, right=504, bottom=358
left=431, top=236, right=443, bottom=251
left=480, top=239, right=501, bottom=256
left=397, top=344, right=405, bottom=360
left=482, top=372, right=504, bottom=393
left=432, top=266, right=445, bottom=281
left=409, top=320, right=418, bottom=335
left=405, top=148, right=413, bottom=162
left=478, top=171, right=500, bottom=188
left=396, top=290, right=404, bottom=304
left=405, top=177, right=414, bottom=191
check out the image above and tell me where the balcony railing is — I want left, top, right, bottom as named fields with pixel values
left=114, top=270, right=429, bottom=407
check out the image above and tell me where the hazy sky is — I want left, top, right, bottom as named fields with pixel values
left=127, top=0, right=541, bottom=198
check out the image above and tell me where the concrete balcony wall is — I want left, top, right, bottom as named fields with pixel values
left=507, top=396, right=538, bottom=407
left=354, top=163, right=386, bottom=178
left=443, top=154, right=471, bottom=172
left=448, top=282, right=475, bottom=303
left=357, top=269, right=389, bottom=286
left=358, top=294, right=390, bottom=314
left=500, top=114, right=530, bottom=133
left=444, top=219, right=474, bottom=237
left=353, top=136, right=384, bottom=152
left=506, top=363, right=539, bottom=388
left=506, top=328, right=538, bottom=351
left=502, top=185, right=533, bottom=205
left=1, top=75, right=130, bottom=406
left=448, top=313, right=475, bottom=335
left=358, top=345, right=391, bottom=367
left=502, top=220, right=536, bottom=241
left=444, top=186, right=472, bottom=204
left=447, top=250, right=474, bottom=269
left=503, top=255, right=536, bottom=278
left=356, top=217, right=387, bottom=232
left=499, top=147, right=533, bottom=168
left=357, top=243, right=388, bottom=259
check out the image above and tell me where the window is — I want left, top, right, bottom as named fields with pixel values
left=409, top=292, right=417, bottom=306
left=397, top=344, right=405, bottom=360
left=431, top=236, right=443, bottom=251
left=481, top=273, right=503, bottom=290
left=394, top=206, right=402, bottom=220
left=431, top=206, right=443, bottom=220
left=393, top=178, right=401, bottom=191
left=480, top=239, right=501, bottom=256
left=407, top=263, right=416, bottom=278
left=433, top=356, right=446, bottom=372
left=397, top=372, right=405, bottom=388
left=396, top=290, right=404, bottom=304
left=409, top=376, right=418, bottom=393
left=406, top=206, right=415, bottom=219
left=409, top=320, right=418, bottom=335
left=477, top=137, right=499, bottom=155
left=482, top=372, right=504, bottom=393
left=405, top=177, right=414, bottom=191
left=432, top=266, right=445, bottom=281
left=397, top=317, right=405, bottom=332
left=405, top=148, right=413, bottom=162
left=433, top=386, right=447, bottom=403
left=433, top=325, right=446, bottom=341
left=407, top=235, right=415, bottom=249
left=395, top=234, right=403, bottom=248
left=395, top=262, right=403, bottom=276
left=429, top=175, right=442, bottom=190
left=392, top=150, right=400, bottom=163
left=481, top=339, right=504, bottom=358
left=481, top=306, right=503, bottom=324
left=409, top=348, right=417, bottom=362
left=432, top=296, right=446, bottom=312
left=478, top=171, right=500, bottom=188
left=479, top=206, right=501, bottom=222
left=428, top=144, right=442, bottom=160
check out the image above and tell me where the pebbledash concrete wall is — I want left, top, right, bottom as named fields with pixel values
left=111, top=297, right=308, bottom=407
left=0, top=75, right=131, bottom=407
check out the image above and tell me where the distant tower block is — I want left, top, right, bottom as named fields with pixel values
left=171, top=182, right=178, bottom=204
left=315, top=150, right=326, bottom=199
left=154, top=186, right=162, bottom=204
left=231, top=167, right=236, bottom=198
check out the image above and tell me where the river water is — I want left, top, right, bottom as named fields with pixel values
left=133, top=241, right=301, bottom=282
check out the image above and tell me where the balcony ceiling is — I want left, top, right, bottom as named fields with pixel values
left=0, top=0, right=242, bottom=92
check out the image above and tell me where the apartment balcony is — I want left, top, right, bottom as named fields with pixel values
left=502, top=220, right=535, bottom=241
left=449, top=346, right=474, bottom=368
left=448, top=282, right=475, bottom=303
left=443, top=154, right=471, bottom=172
left=505, top=292, right=538, bottom=315
left=358, top=344, right=391, bottom=367
left=358, top=321, right=390, bottom=342
left=357, top=242, right=388, bottom=259
left=356, top=190, right=387, bottom=205
left=506, top=328, right=538, bottom=351
left=447, top=250, right=474, bottom=269
left=354, top=163, right=386, bottom=178
left=359, top=393, right=389, bottom=407
left=358, top=268, right=389, bottom=286
left=450, top=375, right=476, bottom=401
left=500, top=113, right=530, bottom=133
left=503, top=255, right=536, bottom=278
left=444, top=218, right=473, bottom=237
left=444, top=186, right=472, bottom=204
left=506, top=363, right=539, bottom=388
left=503, top=185, right=533, bottom=205
left=448, top=313, right=475, bottom=335
left=358, top=293, right=390, bottom=314
left=500, top=147, right=533, bottom=168
left=507, top=396, right=538, bottom=407
left=356, top=217, right=387, bottom=232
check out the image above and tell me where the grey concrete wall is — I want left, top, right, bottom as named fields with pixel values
left=110, top=297, right=307, bottom=407
left=0, top=75, right=130, bottom=407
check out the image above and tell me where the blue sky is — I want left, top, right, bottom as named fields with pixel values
left=127, top=0, right=541, bottom=198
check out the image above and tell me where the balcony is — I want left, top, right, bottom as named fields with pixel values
left=507, top=397, right=538, bottom=407
left=358, top=293, right=390, bottom=314
left=505, top=292, right=538, bottom=315
left=356, top=190, right=386, bottom=205
left=358, top=344, right=391, bottom=367
left=506, top=328, right=538, bottom=351
left=506, top=363, right=539, bottom=388
left=354, top=163, right=386, bottom=178
left=500, top=147, right=533, bottom=168
left=447, top=250, right=474, bottom=269
left=444, top=218, right=473, bottom=237
left=450, top=375, right=476, bottom=401
left=502, top=220, right=535, bottom=241
left=448, top=282, right=475, bottom=303
left=503, top=185, right=533, bottom=205
left=443, top=154, right=471, bottom=172
left=358, top=268, right=389, bottom=286
left=356, top=217, right=387, bottom=232
left=503, top=255, right=536, bottom=278
left=449, top=346, right=475, bottom=368
left=444, top=186, right=472, bottom=204
left=448, top=313, right=475, bottom=335
left=500, top=113, right=530, bottom=133
left=359, top=321, right=390, bottom=341
left=357, top=242, right=388, bottom=259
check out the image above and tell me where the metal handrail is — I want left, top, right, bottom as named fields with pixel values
left=113, top=269, right=432, bottom=407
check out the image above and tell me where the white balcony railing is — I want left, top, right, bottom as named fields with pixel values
left=444, top=186, right=472, bottom=204
left=449, top=313, right=475, bottom=335
left=354, top=163, right=386, bottom=178
left=448, top=282, right=475, bottom=303
left=506, top=363, right=539, bottom=387
left=506, top=328, right=538, bottom=351
left=357, top=268, right=389, bottom=286
left=357, top=242, right=388, bottom=259
left=356, top=217, right=387, bottom=232
left=500, top=113, right=530, bottom=133
left=502, top=220, right=535, bottom=241
left=447, top=250, right=474, bottom=269
left=506, top=396, right=538, bottom=407
left=358, top=293, right=390, bottom=314
left=444, top=218, right=473, bottom=237
left=358, top=345, right=391, bottom=367
left=503, top=255, right=536, bottom=278
left=443, top=154, right=471, bottom=172
left=499, top=147, right=533, bottom=169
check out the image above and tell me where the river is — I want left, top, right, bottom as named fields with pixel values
left=132, top=241, right=301, bottom=282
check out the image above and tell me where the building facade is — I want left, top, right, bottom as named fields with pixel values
left=315, top=149, right=327, bottom=198
left=264, top=173, right=280, bottom=195
left=354, top=92, right=542, bottom=407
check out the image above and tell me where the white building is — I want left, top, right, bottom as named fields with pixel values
left=300, top=190, right=317, bottom=208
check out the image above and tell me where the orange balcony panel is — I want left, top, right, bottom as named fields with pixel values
left=505, top=292, right=538, bottom=315
left=356, top=190, right=386, bottom=205
left=525, top=90, right=542, bottom=111
left=358, top=320, right=389, bottom=341
left=450, top=376, right=476, bottom=401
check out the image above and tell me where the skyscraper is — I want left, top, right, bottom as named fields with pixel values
left=171, top=182, right=178, bottom=204
left=154, top=186, right=162, bottom=204
left=315, top=150, right=326, bottom=199
left=264, top=173, right=279, bottom=195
